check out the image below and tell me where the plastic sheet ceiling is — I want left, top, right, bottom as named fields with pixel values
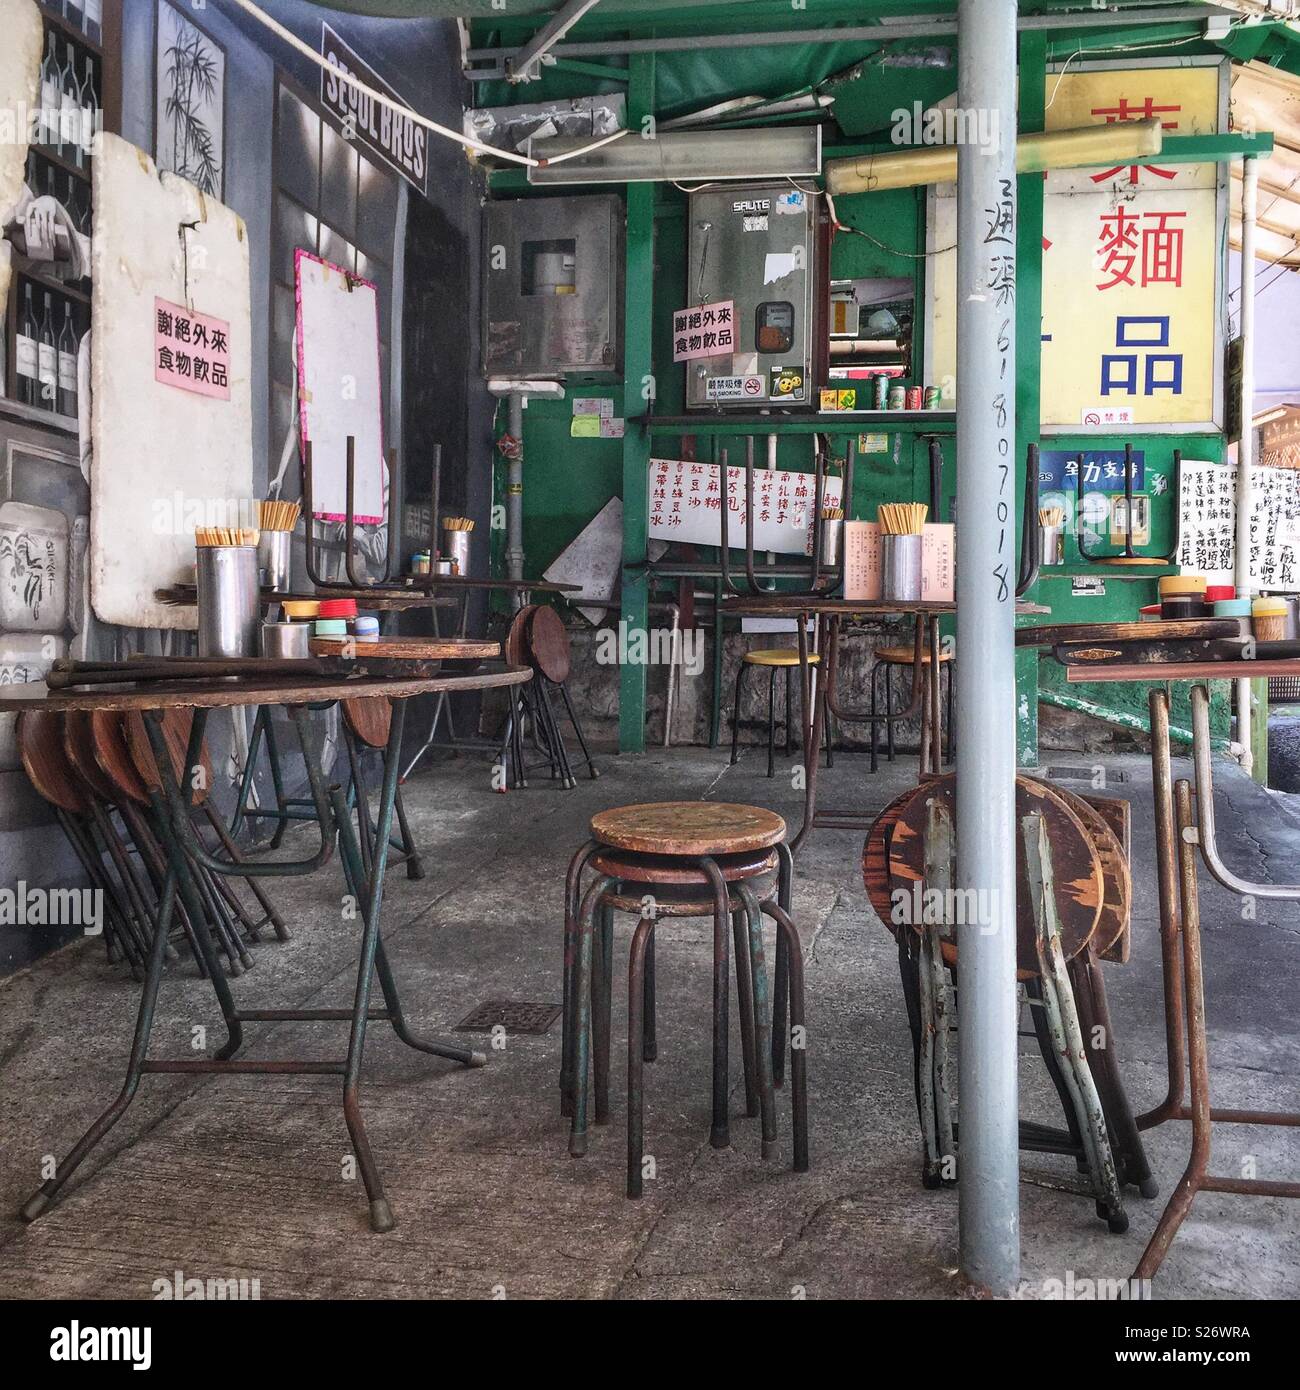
left=1231, top=61, right=1300, bottom=267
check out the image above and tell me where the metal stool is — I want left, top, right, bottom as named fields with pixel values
left=870, top=640, right=954, bottom=774
left=865, top=774, right=1154, bottom=1233
left=730, top=648, right=830, bottom=778
left=562, top=802, right=809, bottom=1197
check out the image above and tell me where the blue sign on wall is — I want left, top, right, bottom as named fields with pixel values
left=1038, top=449, right=1145, bottom=494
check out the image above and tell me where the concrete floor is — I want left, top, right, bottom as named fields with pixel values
left=1, top=734, right=1298, bottom=1300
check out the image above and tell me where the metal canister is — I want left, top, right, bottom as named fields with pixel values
left=881, top=533, right=924, bottom=602
left=872, top=373, right=890, bottom=411
left=260, top=621, right=312, bottom=659
left=905, top=386, right=923, bottom=411
left=196, top=545, right=260, bottom=658
left=819, top=517, right=843, bottom=568
left=887, top=383, right=906, bottom=411
left=257, top=529, right=292, bottom=593
left=923, top=385, right=942, bottom=411
left=1039, top=524, right=1064, bottom=567
left=443, top=527, right=471, bottom=577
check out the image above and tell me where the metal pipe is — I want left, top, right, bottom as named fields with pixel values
left=954, top=0, right=1020, bottom=1297
left=1190, top=683, right=1300, bottom=897
left=506, top=392, right=525, bottom=586
left=1236, top=155, right=1259, bottom=775
left=465, top=7, right=1222, bottom=71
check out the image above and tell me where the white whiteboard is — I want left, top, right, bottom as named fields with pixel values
left=90, top=134, right=253, bottom=630
left=295, top=250, right=386, bottom=524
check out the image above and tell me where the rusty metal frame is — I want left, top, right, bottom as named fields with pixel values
left=1133, top=685, right=1300, bottom=1281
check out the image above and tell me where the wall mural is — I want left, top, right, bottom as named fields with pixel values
left=154, top=0, right=226, bottom=198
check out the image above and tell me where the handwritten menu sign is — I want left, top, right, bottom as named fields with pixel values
left=672, top=300, right=735, bottom=363
left=154, top=298, right=231, bottom=401
left=647, top=457, right=841, bottom=556
left=843, top=522, right=955, bottom=602
left=1177, top=458, right=1300, bottom=590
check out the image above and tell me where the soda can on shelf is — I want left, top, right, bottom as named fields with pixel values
left=923, top=385, right=942, bottom=411
left=905, top=386, right=923, bottom=411
left=872, top=372, right=890, bottom=411
left=887, top=383, right=906, bottom=411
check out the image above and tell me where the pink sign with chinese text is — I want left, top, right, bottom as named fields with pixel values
left=154, top=297, right=231, bottom=400
left=672, top=300, right=735, bottom=363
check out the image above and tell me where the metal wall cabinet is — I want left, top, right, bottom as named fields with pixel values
left=482, top=193, right=623, bottom=378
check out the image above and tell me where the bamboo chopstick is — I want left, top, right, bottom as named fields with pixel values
left=1039, top=507, right=1065, bottom=527
left=442, top=517, right=475, bottom=532
left=195, top=527, right=260, bottom=547
left=877, top=502, right=928, bottom=535
left=256, top=498, right=302, bottom=532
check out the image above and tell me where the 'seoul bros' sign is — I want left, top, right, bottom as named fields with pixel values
left=319, top=24, right=428, bottom=195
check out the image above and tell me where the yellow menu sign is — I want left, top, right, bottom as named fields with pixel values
left=1041, top=62, right=1224, bottom=430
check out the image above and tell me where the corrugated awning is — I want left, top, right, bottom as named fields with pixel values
left=1231, top=59, right=1300, bottom=268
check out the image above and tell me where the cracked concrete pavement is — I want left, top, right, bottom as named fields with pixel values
left=0, top=738, right=1297, bottom=1300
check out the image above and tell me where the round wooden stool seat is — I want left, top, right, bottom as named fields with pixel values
left=125, top=709, right=213, bottom=805
left=62, top=711, right=119, bottom=804
left=527, top=606, right=571, bottom=683
left=17, top=711, right=90, bottom=815
left=876, top=644, right=952, bottom=665
left=590, top=802, right=787, bottom=857
left=742, top=648, right=819, bottom=668
left=89, top=711, right=151, bottom=806
left=590, top=844, right=778, bottom=885
left=342, top=696, right=392, bottom=749
left=870, top=773, right=1113, bottom=978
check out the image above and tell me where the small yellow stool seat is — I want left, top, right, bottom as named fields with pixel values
left=876, top=644, right=952, bottom=666
left=742, top=649, right=821, bottom=668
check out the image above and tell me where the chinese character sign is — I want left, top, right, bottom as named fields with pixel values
left=154, top=297, right=232, bottom=401
left=647, top=457, right=842, bottom=556
left=1041, top=64, right=1223, bottom=429
left=1177, top=459, right=1300, bottom=591
left=672, top=300, right=735, bottom=363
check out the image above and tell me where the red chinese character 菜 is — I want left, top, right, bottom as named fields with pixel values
left=1088, top=96, right=1181, bottom=185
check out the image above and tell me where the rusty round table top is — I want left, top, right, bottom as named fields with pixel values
left=590, top=802, right=787, bottom=857
left=0, top=664, right=533, bottom=714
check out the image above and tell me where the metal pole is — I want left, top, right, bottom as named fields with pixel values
left=954, top=0, right=1020, bottom=1296
left=1235, top=155, right=1259, bottom=774
left=506, top=391, right=525, bottom=586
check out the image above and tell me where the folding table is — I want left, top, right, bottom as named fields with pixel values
left=5, top=663, right=531, bottom=1233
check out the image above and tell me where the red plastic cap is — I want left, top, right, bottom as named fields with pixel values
left=319, top=598, right=358, bottom=618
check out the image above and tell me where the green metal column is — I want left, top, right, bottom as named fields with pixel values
left=618, top=55, right=656, bottom=754
left=1015, top=31, right=1047, bottom=768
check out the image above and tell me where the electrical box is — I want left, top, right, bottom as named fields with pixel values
left=685, top=181, right=827, bottom=410
left=481, top=193, right=623, bottom=378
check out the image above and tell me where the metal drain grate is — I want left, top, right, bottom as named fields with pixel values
left=455, top=1000, right=562, bottom=1035
left=1045, top=765, right=1129, bottom=784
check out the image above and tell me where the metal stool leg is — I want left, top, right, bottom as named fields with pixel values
left=1024, top=810, right=1128, bottom=1234
left=561, top=840, right=600, bottom=1117
left=785, top=665, right=795, bottom=757
left=627, top=912, right=656, bottom=1198
left=870, top=659, right=881, bottom=774
left=761, top=899, right=809, bottom=1173
left=729, top=660, right=747, bottom=765
left=643, top=929, right=657, bottom=1062
left=741, top=883, right=778, bottom=1158
left=699, top=857, right=732, bottom=1149
left=732, top=904, right=759, bottom=1119
left=766, top=666, right=778, bottom=779
left=569, top=874, right=613, bottom=1157
left=593, top=893, right=615, bottom=1125
left=771, top=841, right=792, bottom=1087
